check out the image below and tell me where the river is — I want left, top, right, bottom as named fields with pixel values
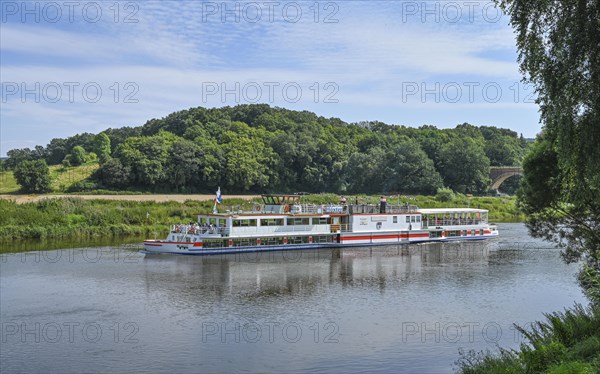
left=0, top=223, right=587, bottom=373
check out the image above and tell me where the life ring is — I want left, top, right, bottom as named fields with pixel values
left=254, top=205, right=262, bottom=212
left=283, top=205, right=290, bottom=213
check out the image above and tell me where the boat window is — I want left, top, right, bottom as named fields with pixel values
left=406, top=216, right=410, bottom=223
left=260, top=218, right=284, bottom=226
left=411, top=216, right=416, bottom=223
left=232, top=219, right=257, bottom=227
left=393, top=216, right=398, bottom=223
left=287, top=218, right=310, bottom=225
left=416, top=216, right=421, bottom=222
left=313, top=217, right=329, bottom=225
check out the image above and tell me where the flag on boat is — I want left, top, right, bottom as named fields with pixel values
left=213, top=187, right=222, bottom=214
left=215, top=187, right=222, bottom=204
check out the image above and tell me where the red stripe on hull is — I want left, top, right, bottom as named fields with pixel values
left=144, top=241, right=202, bottom=246
left=342, top=232, right=431, bottom=241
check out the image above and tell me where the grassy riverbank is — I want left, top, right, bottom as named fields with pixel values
left=0, top=194, right=522, bottom=246
left=457, top=304, right=600, bottom=373
left=0, top=198, right=245, bottom=245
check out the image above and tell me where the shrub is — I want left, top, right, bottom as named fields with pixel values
left=435, top=187, right=455, bottom=202
left=13, top=160, right=51, bottom=193
left=67, top=181, right=98, bottom=192
left=69, top=146, right=87, bottom=166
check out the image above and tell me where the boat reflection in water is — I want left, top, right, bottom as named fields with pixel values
left=141, top=241, right=493, bottom=299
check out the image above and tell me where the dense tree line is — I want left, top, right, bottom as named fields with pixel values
left=4, top=104, right=529, bottom=194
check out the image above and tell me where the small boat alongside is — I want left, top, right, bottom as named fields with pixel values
left=143, top=192, right=499, bottom=255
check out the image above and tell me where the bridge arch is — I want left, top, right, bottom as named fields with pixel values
left=489, top=166, right=523, bottom=190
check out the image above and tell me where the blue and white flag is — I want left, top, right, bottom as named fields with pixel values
left=215, top=187, right=223, bottom=204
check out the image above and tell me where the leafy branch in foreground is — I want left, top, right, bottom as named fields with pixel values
left=499, top=0, right=600, bottom=304
left=456, top=304, right=600, bottom=373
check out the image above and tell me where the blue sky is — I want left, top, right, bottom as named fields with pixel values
left=0, top=1, right=541, bottom=156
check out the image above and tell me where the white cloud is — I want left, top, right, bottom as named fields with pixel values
left=0, top=1, right=540, bottom=155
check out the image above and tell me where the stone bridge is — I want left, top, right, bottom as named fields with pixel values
left=490, top=166, right=523, bottom=190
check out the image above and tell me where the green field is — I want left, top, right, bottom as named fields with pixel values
left=0, top=171, right=19, bottom=193
left=49, top=163, right=99, bottom=191
left=0, top=163, right=99, bottom=194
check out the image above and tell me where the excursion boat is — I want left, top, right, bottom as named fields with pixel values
left=143, top=193, right=499, bottom=255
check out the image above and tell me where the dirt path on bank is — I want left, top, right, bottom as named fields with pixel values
left=0, top=194, right=260, bottom=204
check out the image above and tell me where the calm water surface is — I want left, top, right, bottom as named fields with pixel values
left=0, top=223, right=587, bottom=373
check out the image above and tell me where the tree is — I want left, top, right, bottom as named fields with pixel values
left=165, top=139, right=204, bottom=191
left=437, top=137, right=490, bottom=194
left=93, top=133, right=111, bottom=164
left=484, top=134, right=523, bottom=166
left=5, top=148, right=37, bottom=169
left=13, top=160, right=51, bottom=193
left=69, top=146, right=87, bottom=166
left=500, top=0, right=600, bottom=303
left=96, top=158, right=131, bottom=189
left=45, top=138, right=69, bottom=165
left=345, top=139, right=443, bottom=194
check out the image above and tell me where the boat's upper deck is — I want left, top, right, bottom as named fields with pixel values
left=205, top=194, right=420, bottom=218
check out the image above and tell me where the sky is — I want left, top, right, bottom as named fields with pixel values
left=0, top=0, right=541, bottom=156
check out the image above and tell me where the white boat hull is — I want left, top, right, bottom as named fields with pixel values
left=143, top=231, right=498, bottom=255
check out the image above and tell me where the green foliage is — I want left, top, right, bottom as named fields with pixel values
left=50, top=163, right=99, bottom=192
left=0, top=170, right=20, bottom=193
left=500, top=0, right=600, bottom=305
left=13, top=160, right=51, bottom=193
left=0, top=197, right=248, bottom=243
left=457, top=304, right=600, bottom=373
left=4, top=104, right=530, bottom=195
left=69, top=146, right=87, bottom=166
left=96, top=158, right=131, bottom=189
left=438, top=137, right=491, bottom=194
left=93, top=133, right=111, bottom=164
left=5, top=148, right=40, bottom=169
left=435, top=187, right=455, bottom=202
left=67, top=180, right=99, bottom=192
left=345, top=138, right=443, bottom=194
left=87, top=152, right=97, bottom=162
left=517, top=139, right=560, bottom=212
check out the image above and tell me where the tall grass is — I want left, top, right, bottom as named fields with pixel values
left=49, top=163, right=99, bottom=191
left=0, top=163, right=99, bottom=194
left=0, top=197, right=255, bottom=246
left=0, top=170, right=19, bottom=193
left=456, top=304, right=600, bottom=373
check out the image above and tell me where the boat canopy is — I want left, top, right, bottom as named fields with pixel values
left=261, top=194, right=302, bottom=205
left=419, top=208, right=488, bottom=214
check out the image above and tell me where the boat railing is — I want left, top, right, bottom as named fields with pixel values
left=422, top=219, right=484, bottom=228
left=330, top=224, right=352, bottom=233
left=171, top=224, right=228, bottom=236
left=348, top=204, right=419, bottom=214
left=229, top=225, right=331, bottom=236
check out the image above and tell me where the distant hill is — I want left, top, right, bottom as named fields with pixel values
left=2, top=104, right=530, bottom=195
